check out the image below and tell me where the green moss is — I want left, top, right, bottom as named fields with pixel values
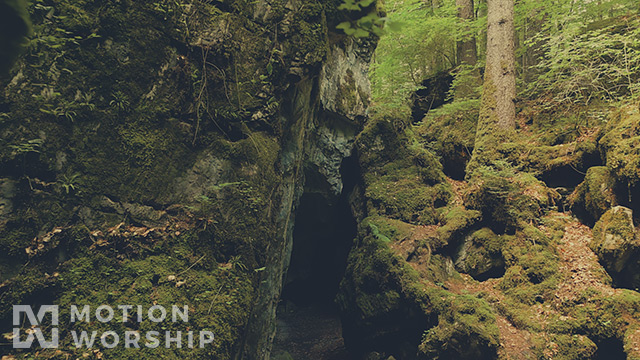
left=360, top=122, right=451, bottom=225
left=48, top=251, right=253, bottom=360
left=365, top=170, right=451, bottom=225
left=356, top=116, right=408, bottom=170
left=465, top=163, right=560, bottom=231
left=415, top=101, right=478, bottom=177
left=436, top=206, right=482, bottom=247
left=271, top=351, right=295, bottom=360
left=338, top=232, right=501, bottom=359
left=364, top=217, right=415, bottom=243
left=531, top=334, right=596, bottom=360
left=455, top=227, right=506, bottom=278
left=337, top=235, right=419, bottom=319
left=0, top=265, right=54, bottom=321
left=600, top=105, right=640, bottom=187
left=419, top=294, right=500, bottom=359
left=591, top=206, right=640, bottom=283
left=0, top=220, right=257, bottom=360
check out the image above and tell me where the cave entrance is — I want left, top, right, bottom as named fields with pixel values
left=282, top=191, right=356, bottom=306
left=594, top=337, right=627, bottom=360
left=273, top=155, right=358, bottom=360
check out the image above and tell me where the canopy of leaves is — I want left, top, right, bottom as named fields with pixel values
left=520, top=0, right=640, bottom=103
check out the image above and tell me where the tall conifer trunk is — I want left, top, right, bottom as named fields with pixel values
left=482, top=0, right=516, bottom=130
left=467, top=0, right=516, bottom=172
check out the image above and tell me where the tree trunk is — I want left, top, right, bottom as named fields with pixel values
left=482, top=0, right=515, bottom=130
left=456, top=0, right=477, bottom=66
left=466, top=0, right=515, bottom=173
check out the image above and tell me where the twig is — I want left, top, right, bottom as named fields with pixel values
left=177, top=254, right=206, bottom=276
left=207, top=285, right=224, bottom=315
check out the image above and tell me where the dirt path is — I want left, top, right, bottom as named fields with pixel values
left=272, top=304, right=351, bottom=360
left=555, top=219, right=614, bottom=301
left=556, top=219, right=640, bottom=359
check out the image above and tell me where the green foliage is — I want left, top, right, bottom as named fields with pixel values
left=9, top=138, right=43, bottom=155
left=569, top=166, right=617, bottom=225
left=336, top=0, right=394, bottom=38
left=337, top=12, right=385, bottom=38
left=372, top=0, right=640, bottom=116
left=367, top=221, right=391, bottom=242
left=110, top=91, right=131, bottom=111
left=520, top=0, right=640, bottom=103
left=600, top=105, right=640, bottom=187
left=58, top=172, right=81, bottom=194
left=369, top=0, right=466, bottom=115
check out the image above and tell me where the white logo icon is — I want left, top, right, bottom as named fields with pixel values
left=12, top=305, right=59, bottom=348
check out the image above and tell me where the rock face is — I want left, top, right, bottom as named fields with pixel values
left=0, top=0, right=375, bottom=358
left=591, top=206, right=640, bottom=288
left=240, top=43, right=373, bottom=357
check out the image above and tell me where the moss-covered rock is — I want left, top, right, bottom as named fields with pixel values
left=454, top=227, right=506, bottom=280
left=0, top=0, right=372, bottom=358
left=418, top=294, right=500, bottom=360
left=358, top=116, right=451, bottom=225
left=600, top=105, right=640, bottom=188
left=569, top=166, right=617, bottom=225
left=337, top=234, right=434, bottom=358
left=591, top=206, right=640, bottom=288
left=415, top=101, right=478, bottom=180
left=464, top=164, right=560, bottom=233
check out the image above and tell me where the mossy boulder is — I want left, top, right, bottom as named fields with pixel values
left=338, top=230, right=502, bottom=360
left=454, top=227, right=506, bottom=280
left=356, top=116, right=411, bottom=171
left=600, top=106, right=640, bottom=188
left=591, top=206, right=640, bottom=288
left=531, top=334, right=597, bottom=360
left=569, top=166, right=617, bottom=225
left=436, top=206, right=483, bottom=248
left=464, top=164, right=560, bottom=233
left=337, top=234, right=434, bottom=358
left=358, top=117, right=450, bottom=225
left=418, top=294, right=500, bottom=360
left=415, top=101, right=478, bottom=180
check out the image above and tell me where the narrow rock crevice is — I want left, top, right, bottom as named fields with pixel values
left=273, top=154, right=359, bottom=359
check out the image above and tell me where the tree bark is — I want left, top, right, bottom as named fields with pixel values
left=466, top=0, right=515, bottom=173
left=482, top=0, right=516, bottom=130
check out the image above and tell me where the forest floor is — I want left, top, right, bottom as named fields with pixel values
left=447, top=213, right=640, bottom=359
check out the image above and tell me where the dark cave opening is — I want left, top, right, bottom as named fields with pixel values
left=615, top=182, right=640, bottom=226
left=539, top=148, right=602, bottom=190
left=282, top=155, right=358, bottom=307
left=280, top=189, right=356, bottom=307
left=410, top=71, right=454, bottom=123
left=594, top=337, right=627, bottom=360
left=273, top=155, right=359, bottom=359
left=540, top=165, right=587, bottom=189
